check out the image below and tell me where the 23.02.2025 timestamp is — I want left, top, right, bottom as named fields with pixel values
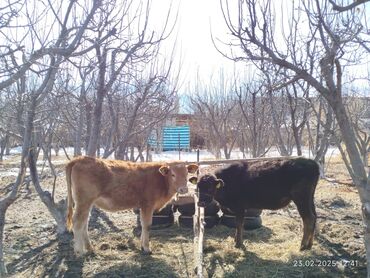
left=293, top=259, right=360, bottom=268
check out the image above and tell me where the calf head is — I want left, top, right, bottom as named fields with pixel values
left=159, top=163, right=198, bottom=194
left=189, top=174, right=224, bottom=206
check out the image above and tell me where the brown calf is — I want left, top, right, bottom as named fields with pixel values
left=66, top=156, right=198, bottom=255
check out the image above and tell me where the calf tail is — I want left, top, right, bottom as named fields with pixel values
left=312, top=160, right=320, bottom=189
left=311, top=160, right=320, bottom=218
left=66, top=162, right=74, bottom=232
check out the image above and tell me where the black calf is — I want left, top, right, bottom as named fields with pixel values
left=190, top=157, right=320, bottom=250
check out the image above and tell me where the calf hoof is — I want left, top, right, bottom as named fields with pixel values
left=234, top=242, right=243, bottom=249
left=86, top=248, right=96, bottom=256
left=74, top=250, right=85, bottom=257
left=85, top=244, right=94, bottom=253
left=141, top=247, right=152, bottom=255
left=133, top=227, right=141, bottom=237
left=300, top=244, right=312, bottom=251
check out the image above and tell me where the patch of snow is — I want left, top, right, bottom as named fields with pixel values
left=152, top=150, right=215, bottom=162
left=0, top=166, right=50, bottom=177
left=9, top=146, right=22, bottom=155
left=2, top=145, right=342, bottom=165
left=1, top=168, right=20, bottom=177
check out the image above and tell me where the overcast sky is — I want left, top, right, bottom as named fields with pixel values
left=151, top=0, right=370, bottom=98
left=175, top=0, right=237, bottom=83
left=151, top=0, right=246, bottom=94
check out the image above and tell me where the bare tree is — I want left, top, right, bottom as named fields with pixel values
left=329, top=0, right=370, bottom=12
left=307, top=95, right=336, bottom=175
left=281, top=82, right=310, bottom=156
left=219, top=0, right=370, bottom=273
left=343, top=93, right=370, bottom=169
left=84, top=0, right=176, bottom=157
left=0, top=0, right=105, bottom=274
left=236, top=78, right=272, bottom=157
left=189, top=71, right=241, bottom=159
left=103, top=66, right=178, bottom=159
left=0, top=93, right=22, bottom=161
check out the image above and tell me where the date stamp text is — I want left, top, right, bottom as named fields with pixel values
left=292, top=259, right=360, bottom=268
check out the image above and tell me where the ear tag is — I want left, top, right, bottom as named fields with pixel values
left=190, top=178, right=197, bottom=185
left=216, top=182, right=222, bottom=189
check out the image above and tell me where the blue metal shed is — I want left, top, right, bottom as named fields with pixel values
left=148, top=125, right=190, bottom=151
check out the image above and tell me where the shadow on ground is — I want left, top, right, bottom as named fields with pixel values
left=92, top=254, right=179, bottom=278
left=7, top=233, right=84, bottom=278
left=148, top=223, right=273, bottom=246
left=7, top=207, right=123, bottom=277
left=202, top=233, right=366, bottom=278
left=7, top=208, right=366, bottom=278
left=89, top=206, right=122, bottom=232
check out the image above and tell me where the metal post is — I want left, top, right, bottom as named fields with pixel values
left=178, top=133, right=181, bottom=160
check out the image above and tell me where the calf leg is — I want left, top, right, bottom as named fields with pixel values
left=82, top=210, right=93, bottom=253
left=140, top=206, right=154, bottom=254
left=72, top=203, right=92, bottom=256
left=307, top=197, right=317, bottom=248
left=234, top=210, right=245, bottom=248
left=293, top=195, right=316, bottom=251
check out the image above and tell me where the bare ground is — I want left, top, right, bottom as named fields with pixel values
left=0, top=155, right=367, bottom=277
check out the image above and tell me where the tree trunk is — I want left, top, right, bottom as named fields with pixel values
left=87, top=48, right=107, bottom=157
left=268, top=92, right=289, bottom=156
left=223, top=145, right=230, bottom=159
left=5, top=140, right=10, bottom=156
left=328, top=96, right=369, bottom=275
left=136, top=145, right=145, bottom=162
left=0, top=207, right=6, bottom=275
left=85, top=102, right=92, bottom=153
left=129, top=146, right=135, bottom=161
left=28, top=149, right=67, bottom=234
left=309, top=98, right=333, bottom=176
left=0, top=167, right=27, bottom=276
left=86, top=87, right=105, bottom=157
left=74, top=106, right=83, bottom=156
left=0, top=96, right=34, bottom=276
left=0, top=136, right=6, bottom=161
left=292, top=126, right=302, bottom=156
left=0, top=132, right=10, bottom=161
left=331, top=100, right=367, bottom=185
left=116, top=143, right=127, bottom=160
left=146, top=144, right=152, bottom=162
left=103, top=96, right=118, bottom=158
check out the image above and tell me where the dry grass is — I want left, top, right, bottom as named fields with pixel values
left=0, top=154, right=367, bottom=277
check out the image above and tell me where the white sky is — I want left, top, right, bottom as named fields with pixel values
left=150, top=0, right=246, bottom=94
left=175, top=0, right=237, bottom=82
left=151, top=0, right=370, bottom=98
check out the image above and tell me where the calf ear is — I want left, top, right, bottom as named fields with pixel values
left=216, top=179, right=224, bottom=189
left=187, top=164, right=198, bottom=174
left=159, top=166, right=170, bottom=176
left=188, top=176, right=198, bottom=185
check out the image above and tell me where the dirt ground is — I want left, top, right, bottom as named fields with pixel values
left=0, top=155, right=367, bottom=277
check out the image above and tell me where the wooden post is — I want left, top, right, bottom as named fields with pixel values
left=197, top=206, right=205, bottom=277
left=193, top=192, right=205, bottom=278
left=193, top=192, right=199, bottom=273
